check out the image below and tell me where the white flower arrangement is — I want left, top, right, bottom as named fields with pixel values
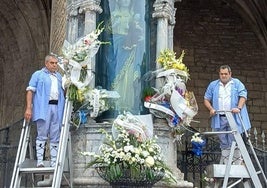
left=61, top=22, right=110, bottom=96
left=58, top=22, right=119, bottom=128
left=70, top=88, right=120, bottom=128
left=191, top=133, right=204, bottom=143
left=62, top=22, right=109, bottom=64
left=81, top=113, right=176, bottom=184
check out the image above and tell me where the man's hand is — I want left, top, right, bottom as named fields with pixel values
left=24, top=108, right=32, bottom=122
left=232, top=107, right=241, bottom=114
left=209, top=108, right=216, bottom=117
left=25, top=90, right=33, bottom=122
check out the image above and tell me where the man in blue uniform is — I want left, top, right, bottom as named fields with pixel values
left=24, top=54, right=65, bottom=168
left=204, top=65, right=251, bottom=164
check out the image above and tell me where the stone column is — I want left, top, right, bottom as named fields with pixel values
left=152, top=0, right=177, bottom=88
left=151, top=1, right=193, bottom=187
left=168, top=5, right=176, bottom=50
left=66, top=9, right=78, bottom=44
left=79, top=0, right=102, bottom=35
left=153, top=119, right=193, bottom=188
left=152, top=0, right=177, bottom=61
left=79, top=0, right=102, bottom=87
left=66, top=9, right=79, bottom=44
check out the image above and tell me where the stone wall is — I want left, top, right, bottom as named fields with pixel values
left=174, top=0, right=267, bottom=131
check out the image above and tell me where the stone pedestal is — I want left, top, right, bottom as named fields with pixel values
left=71, top=120, right=193, bottom=187
left=153, top=119, right=193, bottom=188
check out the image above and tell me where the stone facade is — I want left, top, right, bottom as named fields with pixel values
left=0, top=0, right=267, bottom=187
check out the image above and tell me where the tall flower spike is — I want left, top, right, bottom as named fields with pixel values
left=176, top=50, right=185, bottom=64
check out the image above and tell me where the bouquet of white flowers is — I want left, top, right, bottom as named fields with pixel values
left=81, top=113, right=176, bottom=186
left=58, top=22, right=119, bottom=128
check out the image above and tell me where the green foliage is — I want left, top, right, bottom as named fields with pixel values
left=142, top=87, right=155, bottom=99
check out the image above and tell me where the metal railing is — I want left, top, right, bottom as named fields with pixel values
left=177, top=126, right=267, bottom=188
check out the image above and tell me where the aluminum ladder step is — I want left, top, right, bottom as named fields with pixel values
left=10, top=100, right=74, bottom=188
left=19, top=159, right=55, bottom=173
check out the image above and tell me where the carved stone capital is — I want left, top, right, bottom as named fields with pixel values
left=152, top=0, right=176, bottom=25
left=68, top=7, right=78, bottom=17
left=67, top=0, right=102, bottom=16
left=78, top=0, right=102, bottom=14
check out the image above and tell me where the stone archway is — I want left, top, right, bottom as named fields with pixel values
left=225, top=0, right=267, bottom=52
left=0, top=0, right=51, bottom=128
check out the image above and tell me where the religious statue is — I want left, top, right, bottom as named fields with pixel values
left=105, top=0, right=145, bottom=115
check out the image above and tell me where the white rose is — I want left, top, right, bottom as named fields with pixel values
left=145, top=156, right=155, bottom=167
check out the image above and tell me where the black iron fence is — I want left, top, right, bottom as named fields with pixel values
left=0, top=119, right=22, bottom=188
left=177, top=125, right=267, bottom=188
left=0, top=119, right=37, bottom=188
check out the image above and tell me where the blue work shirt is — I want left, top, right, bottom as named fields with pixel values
left=26, top=68, right=65, bottom=124
left=204, top=78, right=251, bottom=133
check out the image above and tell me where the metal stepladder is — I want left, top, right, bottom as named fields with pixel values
left=205, top=111, right=267, bottom=188
left=10, top=99, right=74, bottom=188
